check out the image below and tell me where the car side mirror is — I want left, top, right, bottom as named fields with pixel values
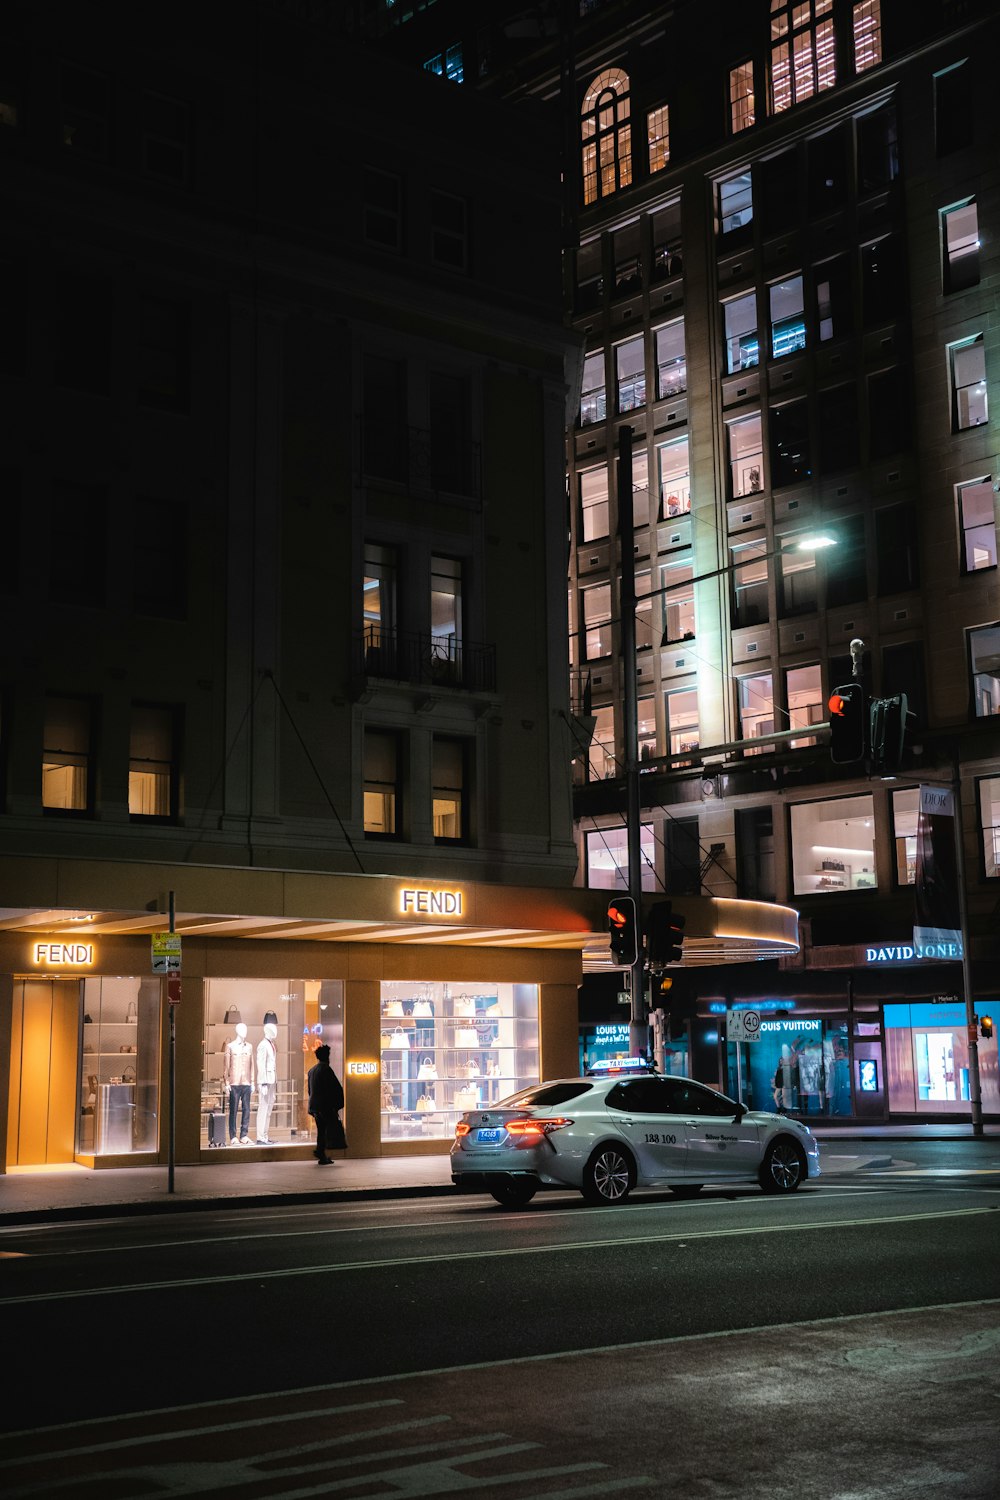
left=733, top=1103, right=747, bottom=1122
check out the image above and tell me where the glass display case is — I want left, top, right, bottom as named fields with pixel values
left=77, top=976, right=160, bottom=1155
left=379, top=980, right=539, bottom=1142
left=201, top=978, right=343, bottom=1148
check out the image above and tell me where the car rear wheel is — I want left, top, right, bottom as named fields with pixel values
left=759, top=1137, right=806, bottom=1193
left=667, top=1184, right=703, bottom=1199
left=489, top=1180, right=538, bottom=1209
left=582, top=1144, right=635, bottom=1205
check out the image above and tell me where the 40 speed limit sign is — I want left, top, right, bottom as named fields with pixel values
left=726, top=1008, right=762, bottom=1043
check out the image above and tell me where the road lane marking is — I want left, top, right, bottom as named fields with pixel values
left=0, top=1204, right=995, bottom=1305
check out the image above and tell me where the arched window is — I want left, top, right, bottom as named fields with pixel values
left=581, top=69, right=632, bottom=205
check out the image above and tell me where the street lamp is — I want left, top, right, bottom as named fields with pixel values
left=614, top=422, right=837, bottom=1056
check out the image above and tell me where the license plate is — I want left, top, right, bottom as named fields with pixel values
left=477, top=1128, right=502, bottom=1143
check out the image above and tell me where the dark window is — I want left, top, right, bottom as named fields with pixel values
left=606, top=1078, right=673, bottom=1114
left=862, top=235, right=902, bottom=327
left=363, top=167, right=402, bottom=251
left=868, top=367, right=909, bottom=461
left=857, top=102, right=898, bottom=192
left=137, top=294, right=190, bottom=412
left=362, top=353, right=407, bottom=483
left=141, top=92, right=190, bottom=184
left=60, top=63, right=110, bottom=158
left=758, top=151, right=798, bottom=237
left=54, top=275, right=112, bottom=395
left=818, top=384, right=859, bottom=472
left=882, top=640, right=927, bottom=728
left=875, top=503, right=919, bottom=595
left=428, top=370, right=475, bottom=494
left=824, top=514, right=867, bottom=608
left=662, top=1078, right=738, bottom=1116
left=49, top=481, right=106, bottom=607
left=430, top=189, right=467, bottom=271
left=735, top=807, right=775, bottom=902
left=807, top=128, right=847, bottom=218
left=665, top=816, right=700, bottom=896
left=131, top=497, right=187, bottom=619
left=575, top=238, right=604, bottom=311
left=935, top=62, right=973, bottom=157
left=815, top=255, right=851, bottom=343
left=769, top=399, right=811, bottom=488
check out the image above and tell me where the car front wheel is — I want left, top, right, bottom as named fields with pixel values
left=582, top=1144, right=635, bottom=1205
left=759, top=1137, right=806, bottom=1194
left=489, top=1180, right=538, bottom=1209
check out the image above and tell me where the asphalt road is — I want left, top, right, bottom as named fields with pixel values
left=1, top=1141, right=998, bottom=1498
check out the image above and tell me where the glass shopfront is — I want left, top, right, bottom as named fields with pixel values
left=79, top=976, right=161, bottom=1156
left=202, top=979, right=344, bottom=1149
left=379, top=980, right=539, bottom=1142
left=885, top=1001, right=1000, bottom=1115
left=726, top=1015, right=854, bottom=1117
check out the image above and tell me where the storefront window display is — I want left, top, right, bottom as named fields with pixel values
left=885, top=1001, right=999, bottom=1114
left=380, top=980, right=539, bottom=1142
left=726, top=1016, right=853, bottom=1117
left=789, top=793, right=876, bottom=895
left=78, top=977, right=161, bottom=1155
left=202, top=979, right=343, bottom=1148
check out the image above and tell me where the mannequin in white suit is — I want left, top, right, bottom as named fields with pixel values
left=256, top=1022, right=278, bottom=1143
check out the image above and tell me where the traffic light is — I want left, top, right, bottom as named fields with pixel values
left=827, top=681, right=868, bottom=764
left=607, top=896, right=638, bottom=967
left=646, top=900, right=686, bottom=969
left=981, top=1014, right=994, bottom=1040
left=870, top=693, right=908, bottom=775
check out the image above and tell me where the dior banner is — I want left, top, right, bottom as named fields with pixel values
left=913, top=784, right=962, bottom=956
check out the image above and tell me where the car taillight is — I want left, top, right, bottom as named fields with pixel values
left=505, top=1117, right=574, bottom=1138
left=455, top=1122, right=471, bottom=1137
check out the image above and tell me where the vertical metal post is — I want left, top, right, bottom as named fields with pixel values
left=618, top=426, right=646, bottom=1057
left=168, top=889, right=176, bottom=1193
left=951, top=771, right=983, bottom=1138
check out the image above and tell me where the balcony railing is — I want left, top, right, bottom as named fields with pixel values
left=356, top=626, right=496, bottom=693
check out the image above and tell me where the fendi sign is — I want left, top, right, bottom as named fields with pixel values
left=33, top=942, right=95, bottom=967
left=399, top=887, right=463, bottom=917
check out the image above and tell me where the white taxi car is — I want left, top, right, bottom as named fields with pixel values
left=451, top=1073, right=820, bottom=1207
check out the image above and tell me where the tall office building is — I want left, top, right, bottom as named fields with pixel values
left=360, top=0, right=999, bottom=1119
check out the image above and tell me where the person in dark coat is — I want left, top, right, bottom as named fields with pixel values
left=307, top=1045, right=345, bottom=1165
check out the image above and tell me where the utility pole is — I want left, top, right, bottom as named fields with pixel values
left=617, top=425, right=647, bottom=1057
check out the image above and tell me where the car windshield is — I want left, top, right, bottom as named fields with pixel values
left=496, top=1082, right=593, bottom=1108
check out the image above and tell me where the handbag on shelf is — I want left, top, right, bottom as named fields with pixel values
left=380, top=1031, right=394, bottom=1050
left=413, top=998, right=434, bottom=1018
left=488, top=1060, right=501, bottom=1077
left=454, top=1026, right=479, bottom=1048
left=122, top=1065, right=136, bottom=1084
left=466, top=1059, right=480, bottom=1078
left=381, top=1082, right=397, bottom=1110
left=390, top=1026, right=410, bottom=1050
left=126, top=1000, right=137, bottom=1024
left=224, top=1007, right=242, bottom=1024
left=383, top=999, right=404, bottom=1018
left=453, top=996, right=476, bottom=1017
left=415, top=1093, right=435, bottom=1113
left=453, top=1087, right=479, bottom=1110
left=417, top=1056, right=438, bottom=1081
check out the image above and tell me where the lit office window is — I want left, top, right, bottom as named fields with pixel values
left=432, top=737, right=466, bottom=841
left=128, top=705, right=174, bottom=818
left=664, top=687, right=699, bottom=765
left=958, top=478, right=997, bottom=573
left=580, top=350, right=606, bottom=426
left=616, top=335, right=646, bottom=413
left=979, top=778, right=1000, bottom=879
left=790, top=793, right=876, bottom=896
left=581, top=69, right=632, bottom=205
left=657, top=436, right=690, bottom=519
left=647, top=105, right=669, bottom=173
left=769, top=0, right=835, bottom=114
left=770, top=276, right=806, bottom=358
left=659, top=560, right=694, bottom=644
left=729, top=62, right=755, bottom=133
left=942, top=201, right=980, bottom=294
left=724, top=291, right=759, bottom=373
left=786, top=664, right=823, bottom=748
left=42, top=697, right=90, bottom=812
left=969, top=624, right=1000, bottom=718
left=738, top=674, right=774, bottom=754
left=719, top=170, right=753, bottom=235
left=891, top=786, right=919, bottom=886
left=364, top=730, right=399, bottom=837
left=950, top=336, right=988, bottom=431
left=586, top=823, right=655, bottom=891
left=654, top=320, right=686, bottom=398
left=728, top=413, right=764, bottom=498
left=852, top=1, right=882, bottom=74
left=580, top=465, right=610, bottom=542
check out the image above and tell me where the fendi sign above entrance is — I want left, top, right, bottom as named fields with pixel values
left=399, top=887, right=464, bottom=917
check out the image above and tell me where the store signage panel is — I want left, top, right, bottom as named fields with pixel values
left=865, top=942, right=963, bottom=963
left=347, top=1060, right=379, bottom=1076
left=151, top=932, right=182, bottom=973
left=32, top=942, right=95, bottom=967
left=399, top=887, right=463, bottom=917
left=727, top=1009, right=762, bottom=1043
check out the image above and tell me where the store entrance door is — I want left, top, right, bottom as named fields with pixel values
left=7, top=979, right=81, bottom=1166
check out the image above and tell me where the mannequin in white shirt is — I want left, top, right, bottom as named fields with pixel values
left=256, top=1022, right=278, bottom=1143
left=223, top=1022, right=254, bottom=1144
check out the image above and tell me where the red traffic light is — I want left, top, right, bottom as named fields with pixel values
left=607, top=897, right=638, bottom=966
left=828, top=692, right=848, bottom=717
left=827, top=681, right=867, bottom=764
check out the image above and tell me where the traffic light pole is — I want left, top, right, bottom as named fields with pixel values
left=617, top=425, right=647, bottom=1057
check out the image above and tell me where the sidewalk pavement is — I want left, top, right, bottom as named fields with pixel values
left=1, top=1122, right=997, bottom=1227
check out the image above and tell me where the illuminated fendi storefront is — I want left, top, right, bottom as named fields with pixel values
left=0, top=879, right=591, bottom=1172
